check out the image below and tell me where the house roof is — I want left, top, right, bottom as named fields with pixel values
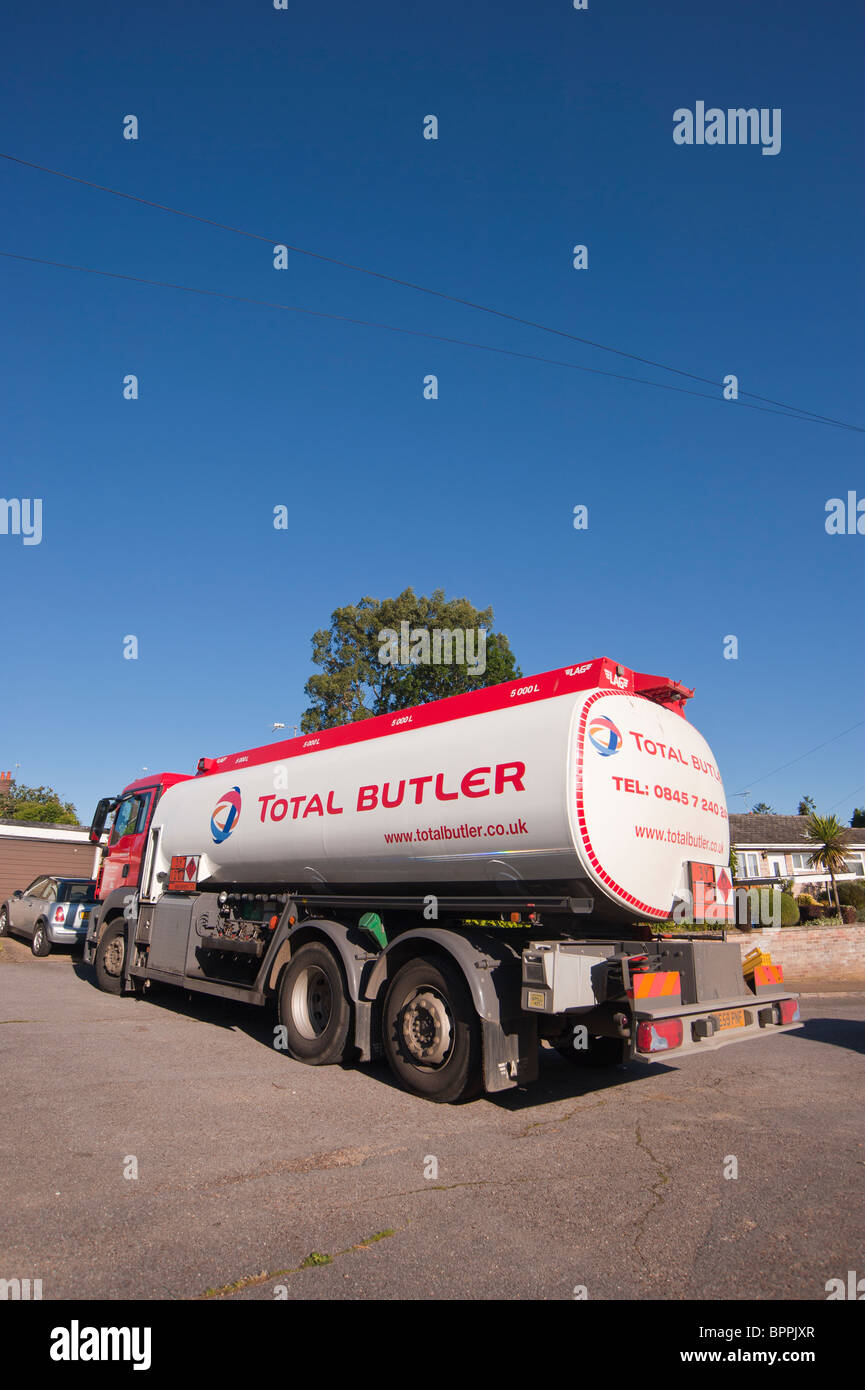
left=729, top=813, right=865, bottom=848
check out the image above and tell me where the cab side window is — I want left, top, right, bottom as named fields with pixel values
left=110, top=793, right=152, bottom=845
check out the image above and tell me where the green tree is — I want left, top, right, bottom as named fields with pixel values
left=851, top=808, right=865, bottom=829
left=0, top=780, right=79, bottom=825
left=797, top=795, right=816, bottom=816
left=804, top=812, right=848, bottom=919
left=752, top=801, right=774, bottom=814
left=301, top=588, right=521, bottom=732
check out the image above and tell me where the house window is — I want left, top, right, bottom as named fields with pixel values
left=791, top=853, right=809, bottom=871
left=844, top=854, right=864, bottom=877
left=741, top=853, right=761, bottom=878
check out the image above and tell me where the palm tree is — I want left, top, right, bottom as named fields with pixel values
left=804, top=813, right=848, bottom=918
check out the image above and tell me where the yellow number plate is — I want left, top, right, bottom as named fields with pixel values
left=716, top=1008, right=746, bottom=1030
left=526, top=990, right=546, bottom=1010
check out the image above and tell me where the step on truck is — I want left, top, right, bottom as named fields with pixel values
left=83, top=657, right=801, bottom=1102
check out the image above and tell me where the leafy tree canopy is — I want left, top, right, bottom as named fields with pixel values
left=851, top=807, right=865, bottom=828
left=301, top=588, right=521, bottom=733
left=751, top=801, right=774, bottom=814
left=797, top=795, right=816, bottom=816
left=0, top=780, right=79, bottom=825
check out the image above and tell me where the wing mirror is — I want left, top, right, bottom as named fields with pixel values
left=89, top=797, right=118, bottom=843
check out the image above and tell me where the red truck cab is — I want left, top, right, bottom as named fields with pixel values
left=90, top=774, right=191, bottom=900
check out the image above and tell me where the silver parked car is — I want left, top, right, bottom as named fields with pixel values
left=0, top=876, right=97, bottom=956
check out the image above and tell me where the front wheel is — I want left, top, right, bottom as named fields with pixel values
left=94, top=921, right=127, bottom=994
left=31, top=921, right=51, bottom=957
left=277, top=941, right=353, bottom=1065
left=0, top=907, right=10, bottom=938
left=382, top=955, right=482, bottom=1103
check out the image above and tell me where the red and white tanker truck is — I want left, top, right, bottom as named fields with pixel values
left=83, top=657, right=800, bottom=1101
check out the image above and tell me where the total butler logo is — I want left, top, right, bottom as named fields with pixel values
left=588, top=715, right=622, bottom=757
left=211, top=787, right=242, bottom=844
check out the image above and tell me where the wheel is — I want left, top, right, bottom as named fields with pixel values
left=31, top=920, right=51, bottom=957
left=94, top=921, right=127, bottom=994
left=0, top=907, right=9, bottom=938
left=382, top=955, right=482, bottom=1103
left=556, top=1032, right=626, bottom=1067
left=277, top=941, right=352, bottom=1065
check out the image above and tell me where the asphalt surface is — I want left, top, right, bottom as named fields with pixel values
left=1, top=936, right=863, bottom=1302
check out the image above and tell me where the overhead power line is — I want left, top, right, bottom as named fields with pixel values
left=1, top=248, right=857, bottom=427
left=733, top=716, right=865, bottom=795
left=1, top=151, right=862, bottom=434
left=827, top=782, right=865, bottom=814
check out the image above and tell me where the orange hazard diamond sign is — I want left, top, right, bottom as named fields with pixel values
left=690, top=862, right=735, bottom=924
left=168, top=855, right=199, bottom=893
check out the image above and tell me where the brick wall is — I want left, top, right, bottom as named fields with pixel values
left=733, top=925, right=865, bottom=984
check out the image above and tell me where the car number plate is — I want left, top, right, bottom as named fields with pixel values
left=716, top=1008, right=746, bottom=1030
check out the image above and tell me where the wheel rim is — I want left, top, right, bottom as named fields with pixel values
left=400, top=988, right=454, bottom=1067
left=104, top=933, right=125, bottom=976
left=290, top=966, right=333, bottom=1039
left=33, top=928, right=43, bottom=949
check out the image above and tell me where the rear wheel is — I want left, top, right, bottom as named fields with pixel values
left=31, top=920, right=51, bottom=957
left=277, top=941, right=352, bottom=1065
left=95, top=921, right=126, bottom=994
left=382, top=955, right=482, bottom=1104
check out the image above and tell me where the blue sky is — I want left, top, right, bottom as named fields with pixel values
left=1, top=0, right=863, bottom=825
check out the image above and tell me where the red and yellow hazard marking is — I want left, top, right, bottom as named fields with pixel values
left=752, top=963, right=784, bottom=986
left=631, top=971, right=681, bottom=999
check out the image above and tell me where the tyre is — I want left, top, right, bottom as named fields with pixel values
left=94, top=921, right=127, bottom=994
left=31, top=920, right=51, bottom=957
left=382, top=955, right=482, bottom=1103
left=556, top=1032, right=625, bottom=1067
left=277, top=941, right=352, bottom=1065
left=0, top=907, right=9, bottom=938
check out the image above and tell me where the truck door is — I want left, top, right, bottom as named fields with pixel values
left=99, top=788, right=156, bottom=898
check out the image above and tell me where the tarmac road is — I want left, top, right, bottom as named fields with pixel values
left=1, top=937, right=863, bottom=1302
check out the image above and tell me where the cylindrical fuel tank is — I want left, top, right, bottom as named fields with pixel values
left=149, top=673, right=729, bottom=922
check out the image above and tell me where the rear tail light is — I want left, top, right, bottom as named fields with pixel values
left=53, top=906, right=67, bottom=924
left=636, top=1018, right=683, bottom=1053
left=777, top=999, right=800, bottom=1025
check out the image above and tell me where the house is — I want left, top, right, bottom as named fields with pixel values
left=729, top=813, right=865, bottom=896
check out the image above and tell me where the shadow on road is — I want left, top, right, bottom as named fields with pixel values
left=788, top=1016, right=865, bottom=1056
left=72, top=959, right=676, bottom=1105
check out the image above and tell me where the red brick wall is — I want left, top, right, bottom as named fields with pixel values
left=734, top=926, right=865, bottom=984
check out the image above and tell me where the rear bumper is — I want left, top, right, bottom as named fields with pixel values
left=46, top=923, right=88, bottom=945
left=632, top=991, right=801, bottom=1060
